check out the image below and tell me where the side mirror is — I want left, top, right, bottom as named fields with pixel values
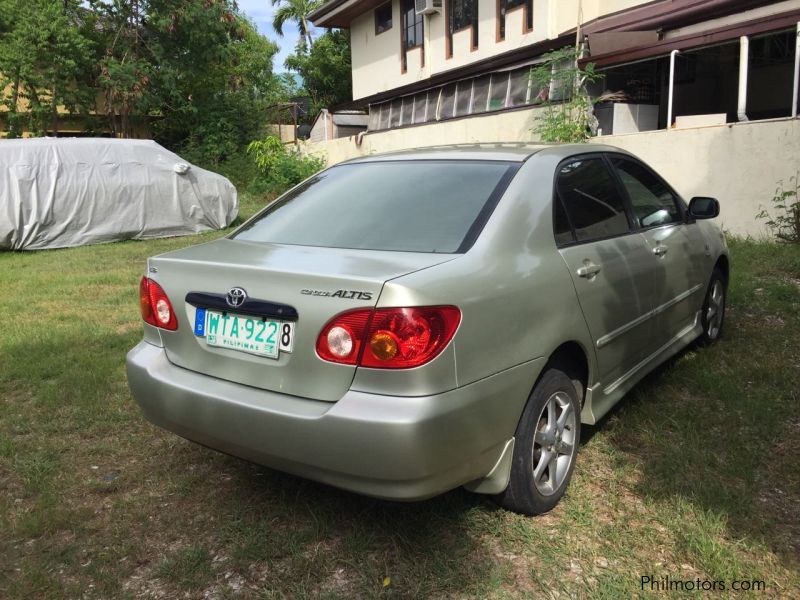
left=688, top=196, right=720, bottom=219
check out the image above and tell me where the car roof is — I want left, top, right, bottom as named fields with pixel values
left=342, top=142, right=631, bottom=164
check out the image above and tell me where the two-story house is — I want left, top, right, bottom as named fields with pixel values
left=307, top=0, right=800, bottom=238
left=310, top=0, right=799, bottom=134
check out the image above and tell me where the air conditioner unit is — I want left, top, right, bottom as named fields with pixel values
left=415, top=0, right=442, bottom=16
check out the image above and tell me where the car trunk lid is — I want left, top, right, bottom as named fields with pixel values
left=147, top=238, right=455, bottom=401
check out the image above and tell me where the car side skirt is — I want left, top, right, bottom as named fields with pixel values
left=581, top=311, right=703, bottom=425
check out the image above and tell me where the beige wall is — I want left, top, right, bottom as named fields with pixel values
left=302, top=114, right=800, bottom=237
left=350, top=0, right=651, bottom=100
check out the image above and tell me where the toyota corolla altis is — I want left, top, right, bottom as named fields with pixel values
left=127, top=144, right=728, bottom=514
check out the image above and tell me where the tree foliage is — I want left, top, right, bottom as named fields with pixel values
left=271, top=0, right=322, bottom=50
left=0, top=0, right=95, bottom=137
left=0, top=0, right=291, bottom=166
left=529, top=47, right=605, bottom=143
left=285, top=29, right=352, bottom=116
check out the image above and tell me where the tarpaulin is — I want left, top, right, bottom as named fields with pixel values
left=0, top=138, right=238, bottom=250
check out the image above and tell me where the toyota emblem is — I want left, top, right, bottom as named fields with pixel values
left=226, top=287, right=247, bottom=308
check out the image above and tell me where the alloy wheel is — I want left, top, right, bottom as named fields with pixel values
left=706, top=280, right=724, bottom=340
left=531, top=391, right=577, bottom=496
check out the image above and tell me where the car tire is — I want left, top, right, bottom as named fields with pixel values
left=494, top=368, right=581, bottom=515
left=698, top=267, right=726, bottom=346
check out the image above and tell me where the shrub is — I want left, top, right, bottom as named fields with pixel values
left=246, top=137, right=325, bottom=196
left=756, top=173, right=800, bottom=243
left=529, top=47, right=624, bottom=143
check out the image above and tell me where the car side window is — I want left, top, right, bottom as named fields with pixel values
left=556, top=158, right=631, bottom=243
left=610, top=157, right=682, bottom=228
left=553, top=195, right=575, bottom=246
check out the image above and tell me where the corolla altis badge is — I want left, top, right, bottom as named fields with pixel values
left=226, top=287, right=247, bottom=308
left=301, top=289, right=373, bottom=300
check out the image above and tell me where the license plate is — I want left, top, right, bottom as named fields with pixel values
left=194, top=308, right=294, bottom=359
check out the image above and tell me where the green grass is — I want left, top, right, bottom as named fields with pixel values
left=1, top=221, right=799, bottom=597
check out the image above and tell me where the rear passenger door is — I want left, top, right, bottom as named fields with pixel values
left=607, top=155, right=708, bottom=349
left=554, top=155, right=659, bottom=388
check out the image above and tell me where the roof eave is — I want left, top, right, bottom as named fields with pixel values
left=308, top=0, right=359, bottom=29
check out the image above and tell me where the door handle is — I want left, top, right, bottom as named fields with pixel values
left=653, top=244, right=668, bottom=257
left=576, top=262, right=602, bottom=278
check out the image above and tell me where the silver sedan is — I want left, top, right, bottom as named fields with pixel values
left=127, top=144, right=728, bottom=515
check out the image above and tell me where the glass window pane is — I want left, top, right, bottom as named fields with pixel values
left=375, top=3, right=392, bottom=34
left=234, top=161, right=518, bottom=254
left=450, top=0, right=475, bottom=31
left=389, top=99, right=402, bottom=127
left=557, top=158, right=630, bottom=242
left=438, top=84, right=456, bottom=120
left=488, top=73, right=509, bottom=111
left=508, top=68, right=530, bottom=107
left=455, top=81, right=471, bottom=116
left=378, top=103, right=390, bottom=130
left=748, top=30, right=795, bottom=120
left=471, top=75, right=490, bottom=113
left=413, top=93, right=428, bottom=123
left=610, top=158, right=681, bottom=228
left=401, top=97, right=413, bottom=125
left=548, top=57, right=572, bottom=101
left=368, top=105, right=380, bottom=130
left=553, top=196, right=575, bottom=246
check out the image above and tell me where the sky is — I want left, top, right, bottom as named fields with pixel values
left=236, top=0, right=323, bottom=74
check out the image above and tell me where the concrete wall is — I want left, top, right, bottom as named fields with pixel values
left=301, top=114, right=800, bottom=237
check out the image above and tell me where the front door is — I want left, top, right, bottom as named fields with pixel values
left=607, top=155, right=708, bottom=348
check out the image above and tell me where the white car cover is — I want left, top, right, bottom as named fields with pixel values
left=0, top=138, right=239, bottom=250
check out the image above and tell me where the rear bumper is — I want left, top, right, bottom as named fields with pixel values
left=126, top=341, right=541, bottom=500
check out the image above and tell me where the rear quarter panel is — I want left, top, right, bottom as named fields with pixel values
left=365, top=153, right=597, bottom=397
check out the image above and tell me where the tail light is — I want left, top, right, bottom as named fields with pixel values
left=139, top=277, right=178, bottom=331
left=317, top=306, right=460, bottom=369
left=315, top=308, right=372, bottom=365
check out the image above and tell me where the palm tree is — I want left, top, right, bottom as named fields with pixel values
left=271, top=0, right=322, bottom=50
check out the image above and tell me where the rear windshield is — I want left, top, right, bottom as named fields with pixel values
left=233, top=160, right=518, bottom=253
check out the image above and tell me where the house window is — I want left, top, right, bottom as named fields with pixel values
left=401, top=97, right=413, bottom=124
left=413, top=93, right=429, bottom=123
left=389, top=98, right=403, bottom=127
left=507, top=68, right=531, bottom=107
left=402, top=0, right=423, bottom=49
left=438, top=84, right=457, bottom=120
left=498, top=0, right=533, bottom=40
left=368, top=62, right=540, bottom=131
left=375, top=2, right=392, bottom=35
left=447, top=0, right=479, bottom=57
left=378, top=103, right=391, bottom=129
left=488, top=72, right=509, bottom=110
left=471, top=75, right=491, bottom=113
left=401, top=0, right=424, bottom=72
left=454, top=81, right=472, bottom=116
left=747, top=29, right=797, bottom=120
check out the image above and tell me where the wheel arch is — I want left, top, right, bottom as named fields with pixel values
left=714, top=254, right=730, bottom=286
left=543, top=341, right=590, bottom=406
